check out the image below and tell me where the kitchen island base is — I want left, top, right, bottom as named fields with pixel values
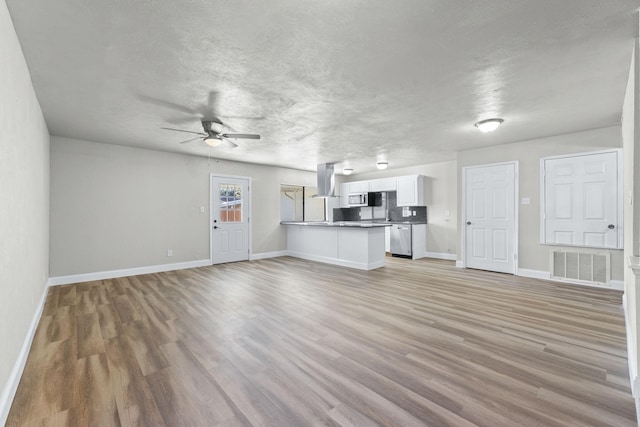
left=285, top=224, right=386, bottom=270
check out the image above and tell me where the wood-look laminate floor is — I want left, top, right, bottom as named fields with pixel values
left=7, top=257, right=636, bottom=426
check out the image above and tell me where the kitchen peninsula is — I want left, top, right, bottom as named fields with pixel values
left=281, top=221, right=390, bottom=270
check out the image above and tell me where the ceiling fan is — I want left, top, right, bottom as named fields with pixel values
left=162, top=121, right=260, bottom=148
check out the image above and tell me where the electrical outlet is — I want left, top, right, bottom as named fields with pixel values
left=167, top=249, right=173, bottom=257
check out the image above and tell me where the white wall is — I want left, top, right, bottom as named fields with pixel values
left=0, top=0, right=50, bottom=422
left=50, top=137, right=317, bottom=276
left=345, top=160, right=458, bottom=257
left=622, top=30, right=640, bottom=410
left=457, top=126, right=624, bottom=281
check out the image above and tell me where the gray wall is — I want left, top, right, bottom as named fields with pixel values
left=457, top=126, right=624, bottom=280
left=344, top=160, right=458, bottom=256
left=0, top=1, right=50, bottom=420
left=50, top=137, right=317, bottom=276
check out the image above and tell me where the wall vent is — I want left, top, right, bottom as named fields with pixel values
left=551, top=250, right=610, bottom=286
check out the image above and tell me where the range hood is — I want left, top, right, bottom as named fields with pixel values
left=314, top=163, right=337, bottom=198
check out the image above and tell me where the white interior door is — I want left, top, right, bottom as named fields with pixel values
left=211, top=176, right=250, bottom=264
left=542, top=151, right=619, bottom=248
left=464, top=163, right=517, bottom=274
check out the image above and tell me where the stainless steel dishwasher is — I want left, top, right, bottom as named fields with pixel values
left=390, top=224, right=412, bottom=257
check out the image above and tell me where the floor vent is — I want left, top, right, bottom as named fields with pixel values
left=551, top=250, right=610, bottom=286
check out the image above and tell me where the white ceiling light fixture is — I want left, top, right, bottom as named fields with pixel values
left=343, top=168, right=353, bottom=175
left=376, top=161, right=389, bottom=170
left=474, top=118, right=504, bottom=133
left=204, top=136, right=222, bottom=147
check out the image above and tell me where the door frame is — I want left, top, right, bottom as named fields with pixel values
left=209, top=174, right=252, bottom=265
left=461, top=161, right=519, bottom=274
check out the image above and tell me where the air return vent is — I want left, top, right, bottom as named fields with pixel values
left=551, top=250, right=610, bottom=286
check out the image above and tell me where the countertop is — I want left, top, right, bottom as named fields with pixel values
left=281, top=221, right=391, bottom=228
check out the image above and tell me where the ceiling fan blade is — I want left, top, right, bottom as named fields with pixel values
left=220, top=133, right=261, bottom=139
left=161, top=127, right=206, bottom=136
left=220, top=137, right=238, bottom=148
left=219, top=115, right=266, bottom=120
left=178, top=136, right=204, bottom=144
left=137, top=94, right=198, bottom=115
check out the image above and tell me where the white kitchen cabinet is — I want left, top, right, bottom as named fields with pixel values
left=348, top=181, right=369, bottom=193
left=385, top=227, right=390, bottom=252
left=339, top=183, right=350, bottom=208
left=369, top=178, right=397, bottom=192
left=411, top=224, right=427, bottom=259
left=396, top=175, right=425, bottom=206
left=285, top=223, right=387, bottom=270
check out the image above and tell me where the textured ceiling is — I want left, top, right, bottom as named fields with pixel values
left=6, top=0, right=640, bottom=174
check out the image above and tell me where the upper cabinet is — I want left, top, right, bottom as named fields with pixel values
left=369, top=178, right=397, bottom=192
left=348, top=181, right=370, bottom=193
left=396, top=175, right=425, bottom=207
left=340, top=174, right=426, bottom=207
left=339, top=183, right=350, bottom=208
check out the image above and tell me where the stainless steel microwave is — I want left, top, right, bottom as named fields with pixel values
left=348, top=193, right=368, bottom=206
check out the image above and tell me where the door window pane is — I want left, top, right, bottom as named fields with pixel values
left=220, top=183, right=242, bottom=223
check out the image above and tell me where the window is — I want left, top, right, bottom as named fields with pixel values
left=280, top=185, right=325, bottom=221
left=540, top=149, right=622, bottom=249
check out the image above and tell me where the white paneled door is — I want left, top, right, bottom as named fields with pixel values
left=464, top=163, right=517, bottom=274
left=542, top=151, right=620, bottom=249
left=211, top=176, right=250, bottom=264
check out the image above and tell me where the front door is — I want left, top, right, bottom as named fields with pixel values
left=211, top=175, right=250, bottom=264
left=464, top=162, right=517, bottom=274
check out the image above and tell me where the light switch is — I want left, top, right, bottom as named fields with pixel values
left=200, top=206, right=205, bottom=213
left=444, top=210, right=450, bottom=217
left=521, top=198, right=531, bottom=205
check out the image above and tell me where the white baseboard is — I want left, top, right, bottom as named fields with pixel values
left=610, top=280, right=624, bottom=291
left=47, top=259, right=211, bottom=286
left=623, top=294, right=639, bottom=399
left=455, top=261, right=464, bottom=268
left=250, top=251, right=288, bottom=260
left=516, top=268, right=624, bottom=291
left=0, top=280, right=49, bottom=426
left=424, top=252, right=457, bottom=261
left=286, top=251, right=384, bottom=271
left=517, top=268, right=551, bottom=280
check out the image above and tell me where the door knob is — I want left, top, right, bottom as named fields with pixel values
left=466, top=221, right=471, bottom=225
left=608, top=224, right=615, bottom=229
left=213, top=226, right=218, bottom=229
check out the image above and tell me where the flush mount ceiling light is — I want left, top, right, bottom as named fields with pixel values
left=204, top=136, right=222, bottom=147
left=474, top=118, right=504, bottom=133
left=343, top=168, right=354, bottom=175
left=376, top=161, right=389, bottom=170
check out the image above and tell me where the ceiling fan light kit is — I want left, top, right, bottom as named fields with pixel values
left=376, top=161, right=389, bottom=170
left=204, top=137, right=222, bottom=147
left=474, top=118, right=504, bottom=133
left=162, top=119, right=260, bottom=149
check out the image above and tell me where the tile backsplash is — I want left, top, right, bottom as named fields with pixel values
left=333, top=191, right=427, bottom=223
